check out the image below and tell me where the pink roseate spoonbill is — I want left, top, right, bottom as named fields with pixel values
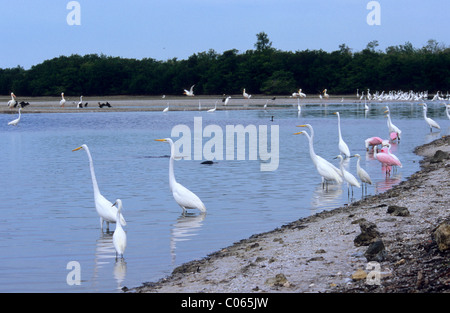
left=374, top=146, right=400, bottom=176
left=419, top=103, right=440, bottom=132
left=385, top=143, right=402, bottom=172
left=364, top=136, right=383, bottom=151
left=384, top=106, right=402, bottom=141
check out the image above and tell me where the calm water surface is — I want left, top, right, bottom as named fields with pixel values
left=0, top=100, right=448, bottom=292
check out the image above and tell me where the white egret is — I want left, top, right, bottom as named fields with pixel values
left=7, top=108, right=21, bottom=126
left=333, top=112, right=351, bottom=158
left=77, top=96, right=83, bottom=108
left=224, top=96, right=231, bottom=106
left=7, top=92, right=17, bottom=108
left=297, top=98, right=301, bottom=112
left=384, top=106, right=402, bottom=140
left=299, top=89, right=306, bottom=98
left=296, top=124, right=342, bottom=178
left=352, top=154, right=372, bottom=193
left=155, top=138, right=207, bottom=213
left=72, top=144, right=126, bottom=231
left=163, top=102, right=169, bottom=113
left=112, top=199, right=127, bottom=260
left=442, top=102, right=450, bottom=119
left=419, top=103, right=440, bottom=132
left=184, top=85, right=195, bottom=96
left=60, top=92, right=66, bottom=107
left=294, top=131, right=343, bottom=189
left=243, top=88, right=251, bottom=99
left=334, top=155, right=360, bottom=196
left=207, top=100, right=217, bottom=112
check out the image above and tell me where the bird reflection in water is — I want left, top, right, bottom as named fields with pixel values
left=375, top=173, right=402, bottom=194
left=310, top=183, right=343, bottom=212
left=93, top=232, right=127, bottom=290
left=170, top=212, right=206, bottom=265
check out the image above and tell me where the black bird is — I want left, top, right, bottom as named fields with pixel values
left=15, top=101, right=30, bottom=108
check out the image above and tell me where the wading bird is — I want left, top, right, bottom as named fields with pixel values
left=334, top=154, right=360, bottom=196
left=60, top=93, right=66, bottom=107
left=7, top=92, right=17, bottom=108
left=293, top=131, right=343, bottom=189
left=112, top=199, right=127, bottom=260
left=333, top=112, right=351, bottom=158
left=419, top=103, right=440, bottom=132
left=243, top=88, right=251, bottom=99
left=373, top=145, right=400, bottom=176
left=207, top=100, right=217, bottom=112
left=184, top=85, right=195, bottom=96
left=364, top=136, right=383, bottom=151
left=352, top=154, right=372, bottom=193
left=163, top=102, right=169, bottom=113
left=72, top=144, right=126, bottom=231
left=384, top=106, right=402, bottom=141
left=155, top=138, right=207, bottom=214
left=7, top=108, right=21, bottom=126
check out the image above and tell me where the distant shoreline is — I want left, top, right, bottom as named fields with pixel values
left=0, top=94, right=422, bottom=114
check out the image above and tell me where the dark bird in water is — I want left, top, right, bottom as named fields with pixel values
left=15, top=101, right=30, bottom=108
left=271, top=97, right=276, bottom=101
left=201, top=160, right=216, bottom=165
left=271, top=116, right=274, bottom=122
left=98, top=102, right=112, bottom=108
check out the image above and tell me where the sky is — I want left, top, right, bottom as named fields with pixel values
left=1, top=0, right=449, bottom=69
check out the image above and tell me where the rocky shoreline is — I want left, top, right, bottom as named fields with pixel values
left=129, top=136, right=449, bottom=293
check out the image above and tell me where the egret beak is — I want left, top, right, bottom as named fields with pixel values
left=333, top=112, right=337, bottom=115
left=296, top=125, right=307, bottom=127
left=418, top=103, right=424, bottom=106
left=293, top=132, right=303, bottom=135
left=112, top=202, right=117, bottom=207
left=384, top=110, right=389, bottom=114
left=72, top=146, right=83, bottom=152
left=155, top=139, right=167, bottom=142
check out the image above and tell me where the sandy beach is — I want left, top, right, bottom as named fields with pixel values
left=129, top=135, right=449, bottom=293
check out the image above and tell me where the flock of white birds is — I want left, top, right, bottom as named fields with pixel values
left=5, top=87, right=449, bottom=259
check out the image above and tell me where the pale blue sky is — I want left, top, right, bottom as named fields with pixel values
left=1, top=0, right=449, bottom=69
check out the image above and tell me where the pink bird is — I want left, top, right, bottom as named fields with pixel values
left=365, top=136, right=383, bottom=151
left=389, top=132, right=398, bottom=141
left=373, top=145, right=401, bottom=175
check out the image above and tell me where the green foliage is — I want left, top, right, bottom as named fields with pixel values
left=1, top=36, right=449, bottom=96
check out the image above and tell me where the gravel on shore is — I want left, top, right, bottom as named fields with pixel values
left=129, top=136, right=449, bottom=293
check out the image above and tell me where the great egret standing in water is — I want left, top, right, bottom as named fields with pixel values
left=352, top=154, right=372, bottom=193
left=112, top=199, right=127, bottom=260
left=419, top=103, right=440, bottom=132
left=334, top=155, right=360, bottom=196
left=7, top=108, right=21, bottom=126
left=333, top=112, right=351, bottom=158
left=155, top=138, right=207, bottom=213
left=72, top=144, right=126, bottom=231
left=293, top=131, right=343, bottom=189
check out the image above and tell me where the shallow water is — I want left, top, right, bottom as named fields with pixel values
left=0, top=100, right=448, bottom=292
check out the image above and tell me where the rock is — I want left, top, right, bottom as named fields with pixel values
left=387, top=205, right=410, bottom=216
left=434, top=222, right=450, bottom=252
left=352, top=269, right=367, bottom=281
left=265, top=273, right=289, bottom=287
left=430, top=150, right=449, bottom=163
left=364, top=239, right=386, bottom=262
left=354, top=221, right=381, bottom=246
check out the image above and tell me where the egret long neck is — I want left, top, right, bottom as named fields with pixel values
left=168, top=143, right=177, bottom=191
left=304, top=132, right=317, bottom=165
left=337, top=114, right=343, bottom=139
left=85, top=148, right=100, bottom=196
